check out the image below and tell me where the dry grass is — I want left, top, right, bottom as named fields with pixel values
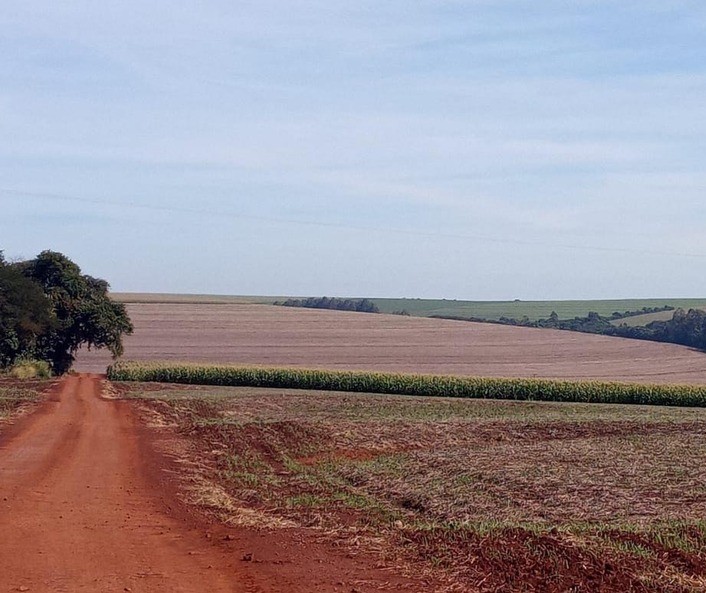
left=121, top=382, right=706, bottom=592
left=0, top=380, right=48, bottom=423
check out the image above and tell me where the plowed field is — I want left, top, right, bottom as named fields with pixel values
left=75, top=304, right=706, bottom=384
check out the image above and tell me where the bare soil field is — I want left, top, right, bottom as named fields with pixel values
left=76, top=303, right=706, bottom=384
left=119, top=382, right=706, bottom=592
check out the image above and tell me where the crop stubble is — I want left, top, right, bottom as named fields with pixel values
left=121, top=384, right=706, bottom=592
left=0, top=380, right=47, bottom=422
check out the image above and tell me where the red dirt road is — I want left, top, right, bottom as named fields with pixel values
left=0, top=375, right=241, bottom=593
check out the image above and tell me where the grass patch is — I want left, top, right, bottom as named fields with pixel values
left=371, top=297, right=706, bottom=321
left=286, top=494, right=326, bottom=508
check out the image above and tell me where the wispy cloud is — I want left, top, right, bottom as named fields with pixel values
left=1, top=1, right=705, bottom=298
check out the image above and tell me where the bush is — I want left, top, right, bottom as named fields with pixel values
left=9, top=358, right=53, bottom=379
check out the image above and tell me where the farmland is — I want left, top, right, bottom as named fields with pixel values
left=75, top=302, right=706, bottom=384
left=66, top=296, right=706, bottom=591
left=0, top=380, right=46, bottom=423
left=111, top=293, right=706, bottom=322
left=111, top=292, right=280, bottom=305
left=611, top=309, right=687, bottom=327
left=371, top=297, right=706, bottom=321
left=117, top=381, right=706, bottom=592
left=109, top=361, right=706, bottom=407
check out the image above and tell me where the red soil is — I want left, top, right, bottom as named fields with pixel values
left=76, top=303, right=706, bottom=384
left=0, top=376, right=425, bottom=593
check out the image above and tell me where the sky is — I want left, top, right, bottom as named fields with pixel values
left=2, top=1, right=705, bottom=300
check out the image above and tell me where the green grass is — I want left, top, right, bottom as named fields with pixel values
left=372, top=297, right=706, bottom=321
left=610, top=309, right=705, bottom=327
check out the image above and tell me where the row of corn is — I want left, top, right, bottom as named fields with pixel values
left=107, top=361, right=706, bottom=407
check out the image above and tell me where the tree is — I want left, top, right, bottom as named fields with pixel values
left=0, top=253, right=55, bottom=368
left=17, top=251, right=133, bottom=374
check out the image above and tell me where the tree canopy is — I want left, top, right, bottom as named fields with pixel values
left=0, top=250, right=133, bottom=374
left=276, top=296, right=380, bottom=313
left=0, top=252, right=55, bottom=368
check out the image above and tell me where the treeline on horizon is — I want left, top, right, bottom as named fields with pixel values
left=275, top=296, right=380, bottom=313
left=435, top=306, right=706, bottom=351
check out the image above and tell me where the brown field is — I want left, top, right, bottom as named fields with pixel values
left=118, top=382, right=706, bottom=592
left=76, top=303, right=706, bottom=384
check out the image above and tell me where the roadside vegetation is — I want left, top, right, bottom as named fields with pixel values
left=118, top=383, right=706, bottom=592
left=0, top=380, right=48, bottom=422
left=109, top=361, right=706, bottom=407
left=6, top=358, right=52, bottom=379
left=0, top=250, right=132, bottom=374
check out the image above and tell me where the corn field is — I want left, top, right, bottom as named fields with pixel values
left=107, top=361, right=706, bottom=407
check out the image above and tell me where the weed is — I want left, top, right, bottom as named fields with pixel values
left=286, top=494, right=326, bottom=508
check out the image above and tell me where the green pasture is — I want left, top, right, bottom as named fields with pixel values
left=110, top=293, right=706, bottom=324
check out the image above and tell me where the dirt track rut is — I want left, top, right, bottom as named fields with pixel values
left=0, top=375, right=241, bottom=593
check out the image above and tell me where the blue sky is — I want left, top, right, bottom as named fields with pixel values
left=2, top=1, right=705, bottom=299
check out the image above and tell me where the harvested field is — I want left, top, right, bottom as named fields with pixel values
left=0, top=379, right=48, bottom=424
left=76, top=303, right=706, bottom=384
left=119, top=382, right=706, bottom=592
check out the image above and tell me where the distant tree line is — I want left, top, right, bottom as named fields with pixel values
left=0, top=250, right=133, bottom=374
left=614, top=308, right=706, bottom=350
left=492, top=306, right=674, bottom=332
left=433, top=305, right=706, bottom=351
left=275, top=297, right=380, bottom=314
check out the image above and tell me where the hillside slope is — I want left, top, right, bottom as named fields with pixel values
left=76, top=303, right=706, bottom=384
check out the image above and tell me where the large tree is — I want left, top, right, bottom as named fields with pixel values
left=10, top=251, right=133, bottom=374
left=0, top=252, right=56, bottom=368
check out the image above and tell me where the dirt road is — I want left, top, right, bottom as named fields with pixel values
left=0, top=375, right=242, bottom=593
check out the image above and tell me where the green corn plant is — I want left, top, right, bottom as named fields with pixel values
left=107, top=361, right=706, bottom=408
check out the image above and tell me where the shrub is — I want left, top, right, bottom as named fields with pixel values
left=9, top=358, right=53, bottom=379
